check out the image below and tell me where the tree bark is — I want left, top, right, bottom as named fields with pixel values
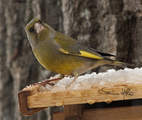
left=0, top=0, right=62, bottom=120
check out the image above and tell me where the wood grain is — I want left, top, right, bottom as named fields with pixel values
left=26, top=84, right=142, bottom=108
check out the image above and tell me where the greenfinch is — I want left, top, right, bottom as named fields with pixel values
left=25, top=18, right=131, bottom=85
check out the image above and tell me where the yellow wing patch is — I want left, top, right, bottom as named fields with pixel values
left=59, top=48, right=103, bottom=59
left=79, top=51, right=103, bottom=59
left=59, top=48, right=69, bottom=54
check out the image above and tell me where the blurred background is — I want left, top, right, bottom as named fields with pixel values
left=0, top=0, right=142, bottom=120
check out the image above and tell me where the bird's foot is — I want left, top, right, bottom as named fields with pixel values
left=32, top=74, right=65, bottom=86
left=32, top=78, right=60, bottom=86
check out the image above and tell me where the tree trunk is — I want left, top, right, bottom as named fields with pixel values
left=0, top=0, right=142, bottom=120
left=0, top=0, right=62, bottom=120
left=61, top=0, right=142, bottom=71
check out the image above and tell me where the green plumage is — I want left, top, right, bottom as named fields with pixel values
left=25, top=18, right=132, bottom=83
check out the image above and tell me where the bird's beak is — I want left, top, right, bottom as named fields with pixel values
left=34, top=23, right=44, bottom=33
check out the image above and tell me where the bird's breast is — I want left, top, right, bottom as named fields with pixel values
left=32, top=41, right=99, bottom=76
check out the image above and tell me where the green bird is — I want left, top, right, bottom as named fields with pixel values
left=25, top=18, right=131, bottom=86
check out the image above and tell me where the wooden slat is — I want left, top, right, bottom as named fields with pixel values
left=53, top=112, right=64, bottom=120
left=83, top=105, right=142, bottom=120
left=18, top=90, right=47, bottom=116
left=27, top=84, right=142, bottom=108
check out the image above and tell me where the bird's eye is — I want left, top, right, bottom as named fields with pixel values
left=38, top=20, right=42, bottom=23
left=28, top=27, right=35, bottom=33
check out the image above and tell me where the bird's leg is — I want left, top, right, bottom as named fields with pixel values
left=33, top=74, right=64, bottom=86
left=67, top=71, right=79, bottom=86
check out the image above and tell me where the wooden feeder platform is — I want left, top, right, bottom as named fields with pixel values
left=18, top=68, right=142, bottom=119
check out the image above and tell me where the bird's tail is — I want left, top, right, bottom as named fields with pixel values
left=111, top=61, right=134, bottom=68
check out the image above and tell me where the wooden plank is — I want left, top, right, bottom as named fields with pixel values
left=18, top=68, right=142, bottom=116
left=83, top=105, right=142, bottom=120
left=53, top=112, right=64, bottom=120
left=53, top=112, right=81, bottom=120
left=65, top=116, right=81, bottom=120
left=18, top=89, right=47, bottom=116
left=27, top=84, right=142, bottom=108
left=53, top=105, right=84, bottom=120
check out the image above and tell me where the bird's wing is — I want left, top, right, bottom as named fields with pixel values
left=54, top=32, right=107, bottom=60
left=90, top=48, right=116, bottom=57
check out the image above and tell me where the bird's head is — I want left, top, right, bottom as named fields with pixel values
left=25, top=18, right=55, bottom=47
